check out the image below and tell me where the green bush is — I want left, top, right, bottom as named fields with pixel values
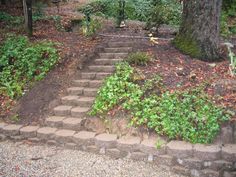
left=90, top=62, right=139, bottom=115
left=91, top=62, right=230, bottom=144
left=0, top=34, right=59, bottom=98
left=126, top=52, right=153, bottom=66
left=82, top=17, right=102, bottom=37
left=79, top=0, right=182, bottom=30
left=147, top=0, right=182, bottom=28
left=78, top=0, right=153, bottom=22
left=128, top=90, right=229, bottom=144
left=221, top=0, right=236, bottom=37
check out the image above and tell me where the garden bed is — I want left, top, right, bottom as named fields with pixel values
left=0, top=2, right=100, bottom=124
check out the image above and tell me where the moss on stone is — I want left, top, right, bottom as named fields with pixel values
left=172, top=34, right=202, bottom=58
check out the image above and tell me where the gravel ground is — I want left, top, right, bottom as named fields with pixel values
left=0, top=141, right=187, bottom=177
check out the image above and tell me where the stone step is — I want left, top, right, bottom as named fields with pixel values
left=72, top=80, right=90, bottom=87
left=45, top=116, right=83, bottom=131
left=83, top=88, right=98, bottom=97
left=88, top=65, right=115, bottom=72
left=89, top=80, right=104, bottom=88
left=54, top=105, right=72, bottom=116
left=94, top=59, right=123, bottom=65
left=81, top=72, right=112, bottom=80
left=67, top=87, right=99, bottom=96
left=81, top=72, right=96, bottom=79
left=61, top=95, right=80, bottom=106
left=96, top=72, right=113, bottom=80
left=71, top=106, right=90, bottom=117
left=62, top=118, right=83, bottom=131
left=104, top=47, right=132, bottom=53
left=108, top=42, right=133, bottom=48
left=45, top=116, right=65, bottom=128
left=77, top=97, right=95, bottom=107
left=67, top=87, right=84, bottom=95
left=73, top=80, right=103, bottom=88
left=99, top=53, right=128, bottom=59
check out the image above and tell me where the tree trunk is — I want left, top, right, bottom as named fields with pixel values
left=1, top=0, right=6, bottom=5
left=173, top=0, right=222, bottom=61
left=23, top=0, right=33, bottom=37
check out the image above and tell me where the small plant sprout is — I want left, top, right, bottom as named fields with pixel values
left=155, top=138, right=164, bottom=149
left=149, top=33, right=159, bottom=45
left=224, top=42, right=236, bottom=76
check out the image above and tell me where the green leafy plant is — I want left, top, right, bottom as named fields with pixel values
left=156, top=138, right=165, bottom=149
left=0, top=34, right=59, bottom=98
left=91, top=62, right=230, bottom=144
left=90, top=62, right=137, bottom=115
left=82, top=17, right=102, bottom=37
left=126, top=52, right=153, bottom=66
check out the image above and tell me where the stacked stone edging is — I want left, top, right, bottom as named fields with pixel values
left=0, top=123, right=235, bottom=177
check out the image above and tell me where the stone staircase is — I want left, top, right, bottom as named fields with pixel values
left=1, top=38, right=235, bottom=177
left=45, top=41, right=133, bottom=132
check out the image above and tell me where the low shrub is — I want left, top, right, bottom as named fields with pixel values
left=82, top=17, right=102, bottom=37
left=0, top=34, right=59, bottom=98
left=78, top=0, right=154, bottom=22
left=146, top=0, right=182, bottom=29
left=221, top=0, right=236, bottom=37
left=126, top=52, right=153, bottom=66
left=91, top=62, right=230, bottom=144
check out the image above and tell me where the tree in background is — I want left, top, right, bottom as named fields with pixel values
left=23, top=0, right=33, bottom=36
left=1, top=0, right=6, bottom=5
left=173, top=0, right=222, bottom=61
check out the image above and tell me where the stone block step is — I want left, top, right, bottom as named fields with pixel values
left=99, top=53, right=128, bottom=59
left=61, top=95, right=80, bottom=106
left=108, top=42, right=133, bottom=48
left=73, top=80, right=103, bottom=88
left=77, top=97, right=95, bottom=107
left=94, top=59, right=123, bottom=65
left=81, top=72, right=96, bottom=79
left=88, top=65, right=115, bottom=72
left=62, top=118, right=83, bottom=131
left=45, top=116, right=84, bottom=130
left=54, top=105, right=72, bottom=116
left=104, top=47, right=132, bottom=53
left=45, top=116, right=65, bottom=128
left=89, top=80, right=104, bottom=88
left=72, top=80, right=90, bottom=87
left=67, top=87, right=84, bottom=95
left=71, top=106, right=90, bottom=117
left=81, top=72, right=112, bottom=80
left=67, top=87, right=99, bottom=97
left=83, top=88, right=98, bottom=97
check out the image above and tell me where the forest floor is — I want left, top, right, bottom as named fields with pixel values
left=0, top=1, right=236, bottom=124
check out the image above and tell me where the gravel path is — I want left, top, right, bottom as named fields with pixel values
left=0, top=141, right=186, bottom=177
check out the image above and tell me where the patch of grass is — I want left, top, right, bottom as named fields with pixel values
left=126, top=52, right=153, bottom=66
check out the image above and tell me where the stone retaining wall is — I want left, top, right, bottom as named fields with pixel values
left=0, top=123, right=235, bottom=177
